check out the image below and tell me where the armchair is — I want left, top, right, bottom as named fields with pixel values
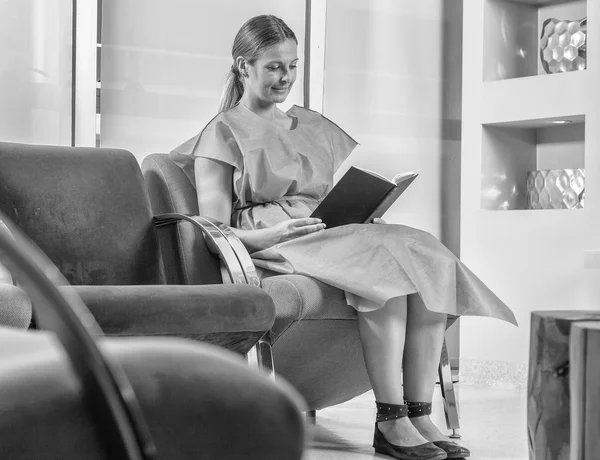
left=0, top=211, right=305, bottom=459
left=141, top=152, right=460, bottom=434
left=0, top=142, right=274, bottom=358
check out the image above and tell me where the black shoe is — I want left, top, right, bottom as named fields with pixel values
left=406, top=401, right=471, bottom=459
left=432, top=441, right=470, bottom=459
left=373, top=424, right=448, bottom=460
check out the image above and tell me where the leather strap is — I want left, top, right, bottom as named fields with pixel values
left=375, top=402, right=408, bottom=422
left=406, top=401, right=432, bottom=418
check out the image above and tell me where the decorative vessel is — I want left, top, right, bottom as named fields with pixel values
left=540, top=17, right=586, bottom=74
left=526, top=168, right=584, bottom=209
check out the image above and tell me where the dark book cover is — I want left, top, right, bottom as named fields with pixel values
left=311, top=166, right=418, bottom=228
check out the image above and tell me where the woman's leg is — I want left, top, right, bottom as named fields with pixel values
left=402, top=294, right=448, bottom=441
left=357, top=296, right=429, bottom=446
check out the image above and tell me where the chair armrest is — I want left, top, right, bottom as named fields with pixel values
left=67, top=284, right=275, bottom=337
left=201, top=216, right=260, bottom=287
left=153, top=213, right=260, bottom=287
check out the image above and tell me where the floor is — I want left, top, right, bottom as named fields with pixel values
left=303, top=383, right=528, bottom=460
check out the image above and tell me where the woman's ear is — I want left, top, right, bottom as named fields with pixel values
left=236, top=56, right=250, bottom=78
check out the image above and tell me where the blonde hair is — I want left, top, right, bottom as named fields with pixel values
left=218, top=15, right=297, bottom=113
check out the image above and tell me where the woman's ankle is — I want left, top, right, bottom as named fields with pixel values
left=377, top=418, right=430, bottom=446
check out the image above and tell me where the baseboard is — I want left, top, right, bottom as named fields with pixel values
left=457, top=358, right=527, bottom=389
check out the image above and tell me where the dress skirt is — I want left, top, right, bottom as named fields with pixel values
left=251, top=223, right=517, bottom=325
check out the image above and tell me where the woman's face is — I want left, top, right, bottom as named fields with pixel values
left=242, top=38, right=298, bottom=105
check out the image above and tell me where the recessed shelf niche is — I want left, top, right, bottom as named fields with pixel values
left=481, top=115, right=585, bottom=210
left=483, top=0, right=587, bottom=81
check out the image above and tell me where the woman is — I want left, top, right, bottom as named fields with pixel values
left=171, top=14, right=516, bottom=460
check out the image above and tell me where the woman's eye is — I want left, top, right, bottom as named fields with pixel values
left=268, top=66, right=279, bottom=71
left=290, top=65, right=297, bottom=70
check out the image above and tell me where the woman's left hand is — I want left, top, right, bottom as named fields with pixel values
left=372, top=218, right=386, bottom=224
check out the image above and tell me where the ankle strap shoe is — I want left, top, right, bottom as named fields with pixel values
left=432, top=441, right=471, bottom=459
left=374, top=401, right=447, bottom=460
left=405, top=400, right=470, bottom=458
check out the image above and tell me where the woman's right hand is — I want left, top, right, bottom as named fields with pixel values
left=269, top=218, right=326, bottom=246
left=231, top=218, right=326, bottom=253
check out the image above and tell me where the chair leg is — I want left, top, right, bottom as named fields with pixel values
left=247, top=338, right=276, bottom=381
left=438, top=338, right=461, bottom=438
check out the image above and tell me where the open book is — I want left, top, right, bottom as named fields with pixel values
left=310, top=166, right=418, bottom=228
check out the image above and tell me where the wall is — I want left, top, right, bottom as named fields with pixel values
left=461, top=0, right=600, bottom=388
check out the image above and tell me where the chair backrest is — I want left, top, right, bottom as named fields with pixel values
left=0, top=142, right=165, bottom=286
left=141, top=153, right=221, bottom=285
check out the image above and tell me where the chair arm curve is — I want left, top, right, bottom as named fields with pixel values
left=153, top=213, right=246, bottom=285
left=200, top=216, right=260, bottom=287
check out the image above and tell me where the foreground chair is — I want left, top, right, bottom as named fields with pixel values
left=141, top=153, right=460, bottom=434
left=0, top=142, right=274, bottom=358
left=0, top=212, right=305, bottom=459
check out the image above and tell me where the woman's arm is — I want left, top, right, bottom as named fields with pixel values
left=194, top=157, right=325, bottom=253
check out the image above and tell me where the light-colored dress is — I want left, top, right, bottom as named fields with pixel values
left=171, top=104, right=516, bottom=324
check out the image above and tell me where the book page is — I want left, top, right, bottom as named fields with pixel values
left=354, top=166, right=394, bottom=184
left=392, top=171, right=418, bottom=185
left=354, top=166, right=416, bottom=185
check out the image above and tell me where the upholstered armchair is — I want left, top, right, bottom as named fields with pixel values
left=0, top=211, right=305, bottom=459
left=141, top=153, right=460, bottom=434
left=0, top=142, right=275, bottom=360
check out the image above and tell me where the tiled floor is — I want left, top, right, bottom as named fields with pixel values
left=304, top=384, right=528, bottom=460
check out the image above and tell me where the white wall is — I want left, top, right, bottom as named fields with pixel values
left=461, top=0, right=600, bottom=386
left=99, top=0, right=306, bottom=161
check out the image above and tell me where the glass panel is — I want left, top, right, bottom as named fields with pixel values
left=100, top=0, right=306, bottom=161
left=0, top=0, right=73, bottom=145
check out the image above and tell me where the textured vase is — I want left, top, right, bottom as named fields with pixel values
left=540, top=17, right=586, bottom=74
left=526, top=169, right=584, bottom=210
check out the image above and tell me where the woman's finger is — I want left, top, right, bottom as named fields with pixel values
left=293, top=223, right=326, bottom=236
left=292, top=217, right=323, bottom=228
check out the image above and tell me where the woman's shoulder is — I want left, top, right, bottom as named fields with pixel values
left=287, top=105, right=326, bottom=125
left=199, top=105, right=244, bottom=136
left=288, top=105, right=356, bottom=143
left=170, top=106, right=243, bottom=158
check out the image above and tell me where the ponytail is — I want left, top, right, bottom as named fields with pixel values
left=218, top=65, right=245, bottom=113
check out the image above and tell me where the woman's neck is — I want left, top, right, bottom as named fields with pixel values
left=239, top=95, right=276, bottom=120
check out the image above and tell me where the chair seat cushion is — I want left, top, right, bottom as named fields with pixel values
left=261, top=274, right=355, bottom=341
left=0, top=328, right=305, bottom=460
